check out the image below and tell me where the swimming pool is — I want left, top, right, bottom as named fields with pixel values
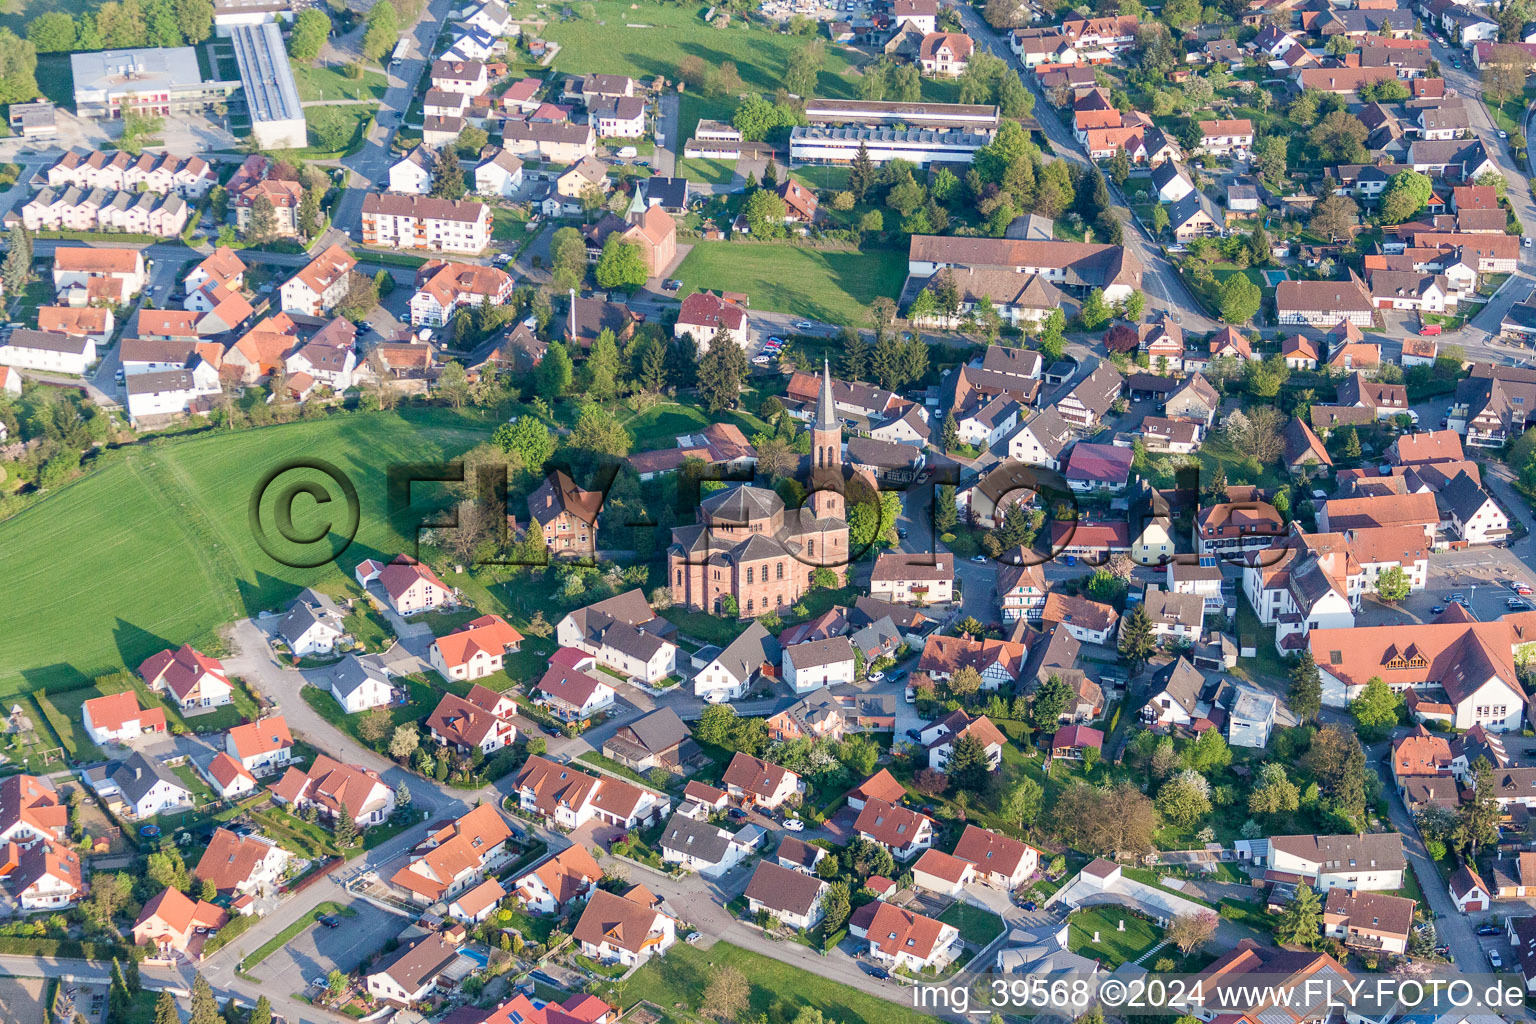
left=1262, top=270, right=1289, bottom=286
left=459, top=948, right=490, bottom=968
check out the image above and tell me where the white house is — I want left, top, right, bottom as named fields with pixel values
left=573, top=887, right=676, bottom=966
left=953, top=825, right=1038, bottom=890
left=658, top=814, right=757, bottom=878
left=745, top=860, right=827, bottom=930
left=1440, top=471, right=1509, bottom=545
left=475, top=149, right=525, bottom=197
left=327, top=654, right=394, bottom=713
left=782, top=637, right=857, bottom=694
left=124, top=362, right=222, bottom=426
left=1227, top=686, right=1278, bottom=749
left=694, top=622, right=777, bottom=703
left=225, top=716, right=293, bottom=776
left=0, top=330, right=96, bottom=375
left=864, top=902, right=960, bottom=972
left=93, top=753, right=194, bottom=819
left=921, top=711, right=1006, bottom=772
left=512, top=844, right=603, bottom=914
left=912, top=849, right=975, bottom=896
left=274, top=588, right=345, bottom=656
left=81, top=691, right=166, bottom=745
left=1266, top=833, right=1405, bottom=892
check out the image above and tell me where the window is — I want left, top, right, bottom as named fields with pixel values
left=676, top=570, right=682, bottom=585
left=776, top=562, right=784, bottom=580
left=746, top=567, right=754, bottom=584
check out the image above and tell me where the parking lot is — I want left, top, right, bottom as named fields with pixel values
left=253, top=899, right=409, bottom=995
left=1353, top=546, right=1535, bottom=626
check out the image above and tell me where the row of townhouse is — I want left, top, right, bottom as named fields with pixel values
left=16, top=186, right=188, bottom=237
left=44, top=149, right=216, bottom=198
left=361, top=193, right=493, bottom=254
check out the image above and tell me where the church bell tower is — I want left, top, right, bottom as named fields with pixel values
left=809, top=359, right=845, bottom=522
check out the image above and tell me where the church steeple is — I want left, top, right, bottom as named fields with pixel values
left=810, top=359, right=844, bottom=522
left=814, top=358, right=838, bottom=431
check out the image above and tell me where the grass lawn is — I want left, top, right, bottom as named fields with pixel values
left=676, top=155, right=738, bottom=186
left=579, top=750, right=662, bottom=787
left=301, top=674, right=442, bottom=748
left=292, top=105, right=377, bottom=158
left=0, top=407, right=493, bottom=698
left=936, top=901, right=1005, bottom=946
left=292, top=64, right=390, bottom=102
left=673, top=242, right=906, bottom=324
left=792, top=166, right=852, bottom=191
left=595, top=941, right=939, bottom=1024
left=618, top=399, right=769, bottom=444
left=1067, top=906, right=1163, bottom=968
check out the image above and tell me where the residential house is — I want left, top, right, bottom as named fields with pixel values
left=194, top=828, right=290, bottom=900
left=854, top=798, right=935, bottom=861
left=557, top=589, right=678, bottom=685
left=1040, top=593, right=1118, bottom=645
left=722, top=752, right=803, bottom=810
left=659, top=815, right=757, bottom=878
left=132, top=887, right=228, bottom=957
left=327, top=654, right=393, bottom=714
left=922, top=710, right=1006, bottom=771
left=366, top=932, right=464, bottom=1006
left=513, top=844, right=603, bottom=914
left=953, top=824, right=1038, bottom=889
left=602, top=707, right=696, bottom=773
left=512, top=756, right=671, bottom=829
left=81, top=690, right=167, bottom=745
left=674, top=291, right=748, bottom=351
left=869, top=552, right=954, bottom=605
left=533, top=658, right=617, bottom=722
left=1267, top=833, right=1406, bottom=891
left=138, top=644, right=231, bottom=710
left=863, top=902, right=960, bottom=972
left=426, top=689, right=518, bottom=755
left=93, top=753, right=193, bottom=819
left=429, top=614, right=524, bottom=681
left=745, top=860, right=828, bottom=930
left=911, top=849, right=975, bottom=896
left=782, top=637, right=858, bottom=694
left=225, top=716, right=292, bottom=777
left=356, top=554, right=456, bottom=616
left=269, top=755, right=396, bottom=826
left=694, top=622, right=780, bottom=703
left=573, top=886, right=676, bottom=966
left=390, top=804, right=515, bottom=904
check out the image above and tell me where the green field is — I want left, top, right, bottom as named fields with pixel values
left=596, top=941, right=938, bottom=1024
left=0, top=408, right=490, bottom=697
left=676, top=155, right=739, bottom=186
left=1067, top=906, right=1163, bottom=968
left=674, top=242, right=906, bottom=324
left=292, top=64, right=391, bottom=103
left=541, top=3, right=862, bottom=110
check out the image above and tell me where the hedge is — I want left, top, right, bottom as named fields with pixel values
left=0, top=936, right=136, bottom=961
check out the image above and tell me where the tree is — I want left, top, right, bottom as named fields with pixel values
left=1122, top=290, right=1145, bottom=323
left=568, top=405, right=631, bottom=456
left=869, top=332, right=905, bottom=389
left=1219, top=273, right=1262, bottom=325
left=705, top=967, right=749, bottom=1022
left=1286, top=652, right=1319, bottom=725
left=1117, top=604, right=1156, bottom=669
left=549, top=226, right=588, bottom=292
left=1167, top=910, right=1219, bottom=954
left=1342, top=426, right=1362, bottom=460
left=0, top=29, right=37, bottom=105
left=537, top=341, right=574, bottom=402
left=189, top=974, right=222, bottom=1024
left=333, top=800, right=358, bottom=846
left=431, top=146, right=466, bottom=200
left=821, top=880, right=851, bottom=932
left=1482, top=45, right=1530, bottom=104
left=934, top=484, right=958, bottom=533
left=1156, top=771, right=1212, bottom=828
left=1050, top=781, right=1160, bottom=858
left=357, top=708, right=392, bottom=745
left=840, top=328, right=869, bottom=380
left=26, top=12, right=76, bottom=51
left=153, top=992, right=179, bottom=1024
left=288, top=8, right=330, bottom=60
left=743, top=187, right=788, bottom=237
left=436, top=360, right=470, bottom=409
left=248, top=997, right=273, bottom=1024
left=1030, top=676, right=1074, bottom=730
left=1151, top=204, right=1170, bottom=237
left=1455, top=756, right=1500, bottom=854
left=697, top=337, right=748, bottom=412
left=1248, top=762, right=1301, bottom=817
left=949, top=665, right=984, bottom=697
left=848, top=142, right=875, bottom=201
left=1375, top=564, right=1411, bottom=602
left=2, top=225, right=30, bottom=295
left=362, top=0, right=399, bottom=61
left=1379, top=169, right=1434, bottom=224
left=493, top=417, right=556, bottom=469
left=335, top=271, right=378, bottom=321
left=947, top=733, right=991, bottom=790
left=1349, top=679, right=1401, bottom=734
left=1224, top=406, right=1287, bottom=464
left=1275, top=882, right=1322, bottom=948
left=941, top=410, right=960, bottom=452
left=1002, top=775, right=1044, bottom=828
left=1302, top=724, right=1367, bottom=822
left=594, top=235, right=649, bottom=291
left=1185, top=729, right=1232, bottom=773
left=785, top=40, right=824, bottom=97
left=1310, top=192, right=1359, bottom=241
left=1079, top=288, right=1110, bottom=330
left=695, top=703, right=739, bottom=746
left=245, top=194, right=278, bottom=243
left=174, top=0, right=215, bottom=42
left=586, top=328, right=623, bottom=400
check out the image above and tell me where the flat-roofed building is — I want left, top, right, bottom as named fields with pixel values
left=790, top=126, right=994, bottom=167
left=802, top=98, right=1000, bottom=131
left=230, top=22, right=307, bottom=149
left=72, top=48, right=238, bottom=119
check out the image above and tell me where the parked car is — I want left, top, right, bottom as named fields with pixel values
left=1508, top=599, right=1530, bottom=610
left=1477, top=924, right=1501, bottom=935
left=319, top=915, right=342, bottom=928
left=793, top=320, right=814, bottom=330
left=783, top=819, right=805, bottom=832
left=971, top=554, right=988, bottom=563
left=905, top=728, right=922, bottom=740
left=728, top=807, right=748, bottom=821
left=685, top=931, right=701, bottom=944
left=1516, top=585, right=1533, bottom=595
left=1448, top=592, right=1465, bottom=603
left=1431, top=606, right=1446, bottom=615
left=1489, top=950, right=1503, bottom=969
left=862, top=964, right=891, bottom=979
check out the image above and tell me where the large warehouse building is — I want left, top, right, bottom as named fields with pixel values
left=229, top=22, right=308, bottom=149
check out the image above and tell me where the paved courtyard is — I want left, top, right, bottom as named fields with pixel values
left=251, top=899, right=410, bottom=996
